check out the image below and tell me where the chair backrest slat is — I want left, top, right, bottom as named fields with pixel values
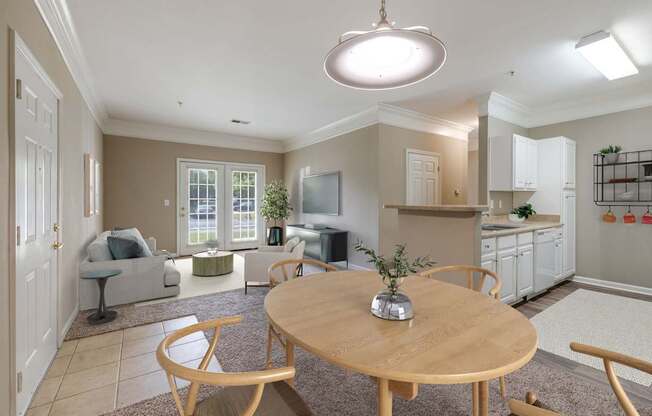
left=419, top=265, right=501, bottom=300
left=268, top=258, right=337, bottom=288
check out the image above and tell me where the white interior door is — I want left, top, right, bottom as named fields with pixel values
left=178, top=161, right=225, bottom=255
left=14, top=35, right=59, bottom=415
left=406, top=149, right=441, bottom=205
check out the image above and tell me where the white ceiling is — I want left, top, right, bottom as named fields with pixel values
left=64, top=0, right=652, bottom=143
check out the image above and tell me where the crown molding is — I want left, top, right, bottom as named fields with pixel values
left=476, top=92, right=532, bottom=127
left=284, top=107, right=379, bottom=152
left=34, top=0, right=108, bottom=128
left=285, top=104, right=474, bottom=152
left=104, top=118, right=286, bottom=153
left=377, top=103, right=474, bottom=141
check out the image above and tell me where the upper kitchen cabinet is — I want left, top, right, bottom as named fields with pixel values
left=489, top=134, right=538, bottom=191
left=531, top=137, right=577, bottom=215
left=563, top=138, right=576, bottom=189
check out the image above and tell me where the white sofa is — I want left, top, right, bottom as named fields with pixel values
left=79, top=232, right=180, bottom=310
left=243, top=238, right=305, bottom=294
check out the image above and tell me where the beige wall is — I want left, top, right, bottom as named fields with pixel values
left=283, top=125, right=380, bottom=267
left=530, top=106, right=652, bottom=289
left=103, top=135, right=284, bottom=252
left=1, top=0, right=103, bottom=413
left=467, top=150, right=479, bottom=205
left=378, top=124, right=468, bottom=253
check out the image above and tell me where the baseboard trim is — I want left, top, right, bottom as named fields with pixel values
left=572, top=275, right=652, bottom=297
left=60, top=304, right=79, bottom=345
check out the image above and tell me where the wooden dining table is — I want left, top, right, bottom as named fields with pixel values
left=264, top=271, right=538, bottom=416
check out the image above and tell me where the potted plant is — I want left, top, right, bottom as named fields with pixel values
left=260, top=180, right=292, bottom=245
left=509, top=203, right=536, bottom=223
left=355, top=242, right=435, bottom=321
left=600, top=144, right=622, bottom=165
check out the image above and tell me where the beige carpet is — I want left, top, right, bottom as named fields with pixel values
left=531, top=289, right=652, bottom=386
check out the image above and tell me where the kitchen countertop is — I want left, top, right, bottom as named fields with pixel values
left=481, top=216, right=562, bottom=238
left=384, top=204, right=488, bottom=213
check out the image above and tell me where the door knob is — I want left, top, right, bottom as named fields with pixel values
left=52, top=242, right=64, bottom=250
left=180, top=213, right=186, bottom=217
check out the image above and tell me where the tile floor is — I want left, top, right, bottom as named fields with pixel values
left=27, top=315, right=222, bottom=416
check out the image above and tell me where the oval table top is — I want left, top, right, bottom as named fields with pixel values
left=264, top=271, right=538, bottom=385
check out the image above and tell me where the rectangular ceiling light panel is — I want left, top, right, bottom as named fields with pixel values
left=576, top=31, right=638, bottom=80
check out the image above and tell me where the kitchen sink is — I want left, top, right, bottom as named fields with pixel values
left=481, top=223, right=525, bottom=231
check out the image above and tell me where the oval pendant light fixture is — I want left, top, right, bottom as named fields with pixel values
left=324, top=0, right=447, bottom=90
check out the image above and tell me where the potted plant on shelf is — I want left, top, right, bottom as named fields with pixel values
left=260, top=180, right=292, bottom=246
left=600, top=144, right=622, bottom=165
left=509, top=203, right=536, bottom=223
left=355, top=242, right=435, bottom=321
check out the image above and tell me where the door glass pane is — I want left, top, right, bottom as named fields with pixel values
left=187, top=168, right=218, bottom=246
left=232, top=170, right=257, bottom=241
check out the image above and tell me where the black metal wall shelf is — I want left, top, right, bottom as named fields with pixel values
left=594, top=149, right=652, bottom=207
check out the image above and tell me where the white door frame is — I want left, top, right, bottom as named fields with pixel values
left=405, top=148, right=442, bottom=205
left=9, top=31, right=63, bottom=416
left=176, top=158, right=265, bottom=253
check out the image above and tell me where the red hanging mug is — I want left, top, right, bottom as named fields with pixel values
left=623, top=210, right=636, bottom=224
left=643, top=209, right=652, bottom=225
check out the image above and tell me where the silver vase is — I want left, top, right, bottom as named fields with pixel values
left=371, top=289, right=414, bottom=321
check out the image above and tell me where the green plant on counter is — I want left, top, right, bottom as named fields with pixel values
left=599, top=144, right=622, bottom=155
left=354, top=242, right=436, bottom=294
left=511, top=203, right=536, bottom=219
left=259, top=180, right=292, bottom=226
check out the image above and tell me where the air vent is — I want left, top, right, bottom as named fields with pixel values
left=231, top=119, right=251, bottom=125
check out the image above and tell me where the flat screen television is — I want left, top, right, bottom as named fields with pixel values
left=302, top=172, right=339, bottom=215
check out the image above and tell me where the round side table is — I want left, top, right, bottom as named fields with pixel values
left=192, top=251, right=234, bottom=276
left=80, top=269, right=121, bottom=325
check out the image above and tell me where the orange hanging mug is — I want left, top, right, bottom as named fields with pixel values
left=603, top=209, right=617, bottom=223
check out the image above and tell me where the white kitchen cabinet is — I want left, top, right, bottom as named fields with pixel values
left=517, top=244, right=534, bottom=297
left=497, top=247, right=518, bottom=304
left=489, top=134, right=537, bottom=192
left=563, top=139, right=576, bottom=189
left=562, top=190, right=576, bottom=276
left=554, top=237, right=563, bottom=281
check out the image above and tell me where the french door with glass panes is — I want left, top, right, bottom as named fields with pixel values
left=178, top=160, right=264, bottom=254
left=225, top=165, right=264, bottom=250
left=178, top=161, right=225, bottom=255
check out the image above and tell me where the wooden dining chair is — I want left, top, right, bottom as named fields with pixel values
left=508, top=342, right=652, bottom=416
left=156, top=315, right=314, bottom=416
left=266, top=258, right=337, bottom=368
left=418, top=265, right=507, bottom=405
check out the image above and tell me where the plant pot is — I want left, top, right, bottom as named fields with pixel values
left=603, top=153, right=620, bottom=165
left=370, top=289, right=414, bottom=321
left=266, top=226, right=283, bottom=246
left=508, top=214, right=525, bottom=223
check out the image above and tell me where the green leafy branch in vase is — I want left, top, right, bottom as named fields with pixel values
left=354, top=242, right=436, bottom=294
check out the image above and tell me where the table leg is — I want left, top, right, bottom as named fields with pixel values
left=377, top=378, right=393, bottom=416
left=286, top=339, right=295, bottom=386
left=478, top=380, right=489, bottom=416
left=472, top=383, right=479, bottom=416
left=87, top=278, right=117, bottom=325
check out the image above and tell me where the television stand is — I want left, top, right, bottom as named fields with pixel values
left=286, top=224, right=348, bottom=267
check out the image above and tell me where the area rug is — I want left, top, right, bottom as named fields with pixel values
left=531, top=289, right=652, bottom=386
left=96, top=288, right=652, bottom=415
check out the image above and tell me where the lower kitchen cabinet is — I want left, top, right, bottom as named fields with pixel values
left=497, top=248, right=518, bottom=304
left=517, top=244, right=534, bottom=297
